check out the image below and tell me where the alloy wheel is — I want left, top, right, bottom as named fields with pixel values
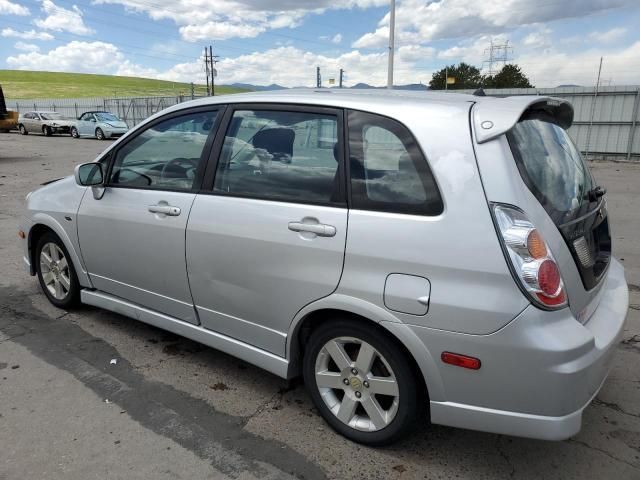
left=39, top=242, right=71, bottom=300
left=314, top=336, right=400, bottom=432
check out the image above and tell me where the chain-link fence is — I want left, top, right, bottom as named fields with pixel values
left=5, top=94, right=208, bottom=127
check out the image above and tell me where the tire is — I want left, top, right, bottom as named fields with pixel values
left=70, top=126, right=79, bottom=138
left=35, top=232, right=80, bottom=309
left=43, top=125, right=52, bottom=136
left=303, top=319, right=421, bottom=446
left=19, top=124, right=28, bottom=135
left=95, top=127, right=105, bottom=140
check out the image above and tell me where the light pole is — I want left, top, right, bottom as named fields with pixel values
left=387, top=0, right=395, bottom=89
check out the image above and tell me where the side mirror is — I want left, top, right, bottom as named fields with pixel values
left=74, top=162, right=104, bottom=186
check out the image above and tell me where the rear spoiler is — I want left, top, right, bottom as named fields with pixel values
left=472, top=96, right=573, bottom=144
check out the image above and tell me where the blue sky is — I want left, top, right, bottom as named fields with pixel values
left=1, top=0, right=640, bottom=87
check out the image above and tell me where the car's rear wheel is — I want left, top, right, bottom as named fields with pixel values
left=35, top=232, right=80, bottom=309
left=70, top=126, right=79, bottom=138
left=303, top=319, right=421, bottom=445
left=95, top=127, right=105, bottom=140
left=43, top=125, right=52, bottom=136
left=19, top=124, right=28, bottom=135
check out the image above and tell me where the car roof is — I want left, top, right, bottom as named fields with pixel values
left=81, top=111, right=113, bottom=115
left=166, top=89, right=574, bottom=143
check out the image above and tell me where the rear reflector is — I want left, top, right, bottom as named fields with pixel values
left=441, top=352, right=481, bottom=370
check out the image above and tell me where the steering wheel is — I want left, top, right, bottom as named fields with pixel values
left=160, top=158, right=199, bottom=180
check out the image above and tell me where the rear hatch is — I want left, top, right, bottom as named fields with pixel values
left=506, top=109, right=611, bottom=300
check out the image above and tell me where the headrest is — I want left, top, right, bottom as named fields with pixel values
left=252, top=128, right=295, bottom=161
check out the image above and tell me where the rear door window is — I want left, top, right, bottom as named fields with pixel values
left=347, top=110, right=443, bottom=215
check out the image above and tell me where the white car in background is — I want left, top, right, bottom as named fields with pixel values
left=71, top=111, right=129, bottom=140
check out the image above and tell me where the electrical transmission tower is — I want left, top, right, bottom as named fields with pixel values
left=482, top=40, right=513, bottom=75
left=203, top=45, right=219, bottom=96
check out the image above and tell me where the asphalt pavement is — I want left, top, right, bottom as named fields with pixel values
left=1, top=132, right=639, bottom=479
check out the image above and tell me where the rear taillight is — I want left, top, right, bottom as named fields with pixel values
left=493, top=204, right=567, bottom=310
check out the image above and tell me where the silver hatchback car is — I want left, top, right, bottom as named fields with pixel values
left=20, top=90, right=628, bottom=445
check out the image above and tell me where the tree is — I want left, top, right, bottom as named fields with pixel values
left=484, top=64, right=533, bottom=88
left=429, top=63, right=483, bottom=90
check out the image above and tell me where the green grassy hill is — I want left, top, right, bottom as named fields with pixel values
left=0, top=70, right=247, bottom=98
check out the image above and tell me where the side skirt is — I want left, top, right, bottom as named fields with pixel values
left=81, top=289, right=290, bottom=379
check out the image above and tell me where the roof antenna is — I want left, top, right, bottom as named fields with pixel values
left=473, top=88, right=486, bottom=96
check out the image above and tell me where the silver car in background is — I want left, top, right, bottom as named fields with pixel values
left=18, top=111, right=75, bottom=136
left=19, top=90, right=628, bottom=445
left=70, top=111, right=129, bottom=140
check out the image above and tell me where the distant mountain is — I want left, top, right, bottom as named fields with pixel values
left=226, top=82, right=430, bottom=91
left=228, top=83, right=286, bottom=91
left=348, top=82, right=429, bottom=90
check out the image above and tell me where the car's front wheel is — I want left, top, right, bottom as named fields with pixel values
left=19, top=124, right=28, bottom=135
left=43, top=125, right=52, bottom=136
left=303, top=319, right=421, bottom=445
left=70, top=126, right=79, bottom=138
left=35, top=232, right=80, bottom=308
left=95, top=127, right=105, bottom=140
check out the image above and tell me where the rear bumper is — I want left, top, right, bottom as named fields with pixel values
left=413, top=258, right=628, bottom=440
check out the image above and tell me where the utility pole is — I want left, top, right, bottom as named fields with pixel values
left=445, top=67, right=448, bottom=91
left=203, top=45, right=219, bottom=96
left=339, top=69, right=345, bottom=88
left=585, top=56, right=603, bottom=160
left=316, top=66, right=321, bottom=88
left=387, top=0, right=395, bottom=89
left=204, top=47, right=210, bottom=96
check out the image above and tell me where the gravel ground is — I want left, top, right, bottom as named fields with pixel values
left=1, top=132, right=639, bottom=480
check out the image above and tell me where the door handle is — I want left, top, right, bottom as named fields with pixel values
left=288, top=221, right=336, bottom=237
left=148, top=204, right=181, bottom=216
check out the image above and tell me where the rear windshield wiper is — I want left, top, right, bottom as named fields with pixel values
left=585, top=185, right=606, bottom=202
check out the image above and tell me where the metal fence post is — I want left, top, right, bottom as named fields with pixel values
left=627, top=88, right=640, bottom=161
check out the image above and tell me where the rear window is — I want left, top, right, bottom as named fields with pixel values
left=507, top=113, right=595, bottom=224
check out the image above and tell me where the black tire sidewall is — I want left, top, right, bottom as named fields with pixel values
left=303, top=320, right=420, bottom=446
left=19, top=124, right=27, bottom=135
left=71, top=127, right=79, bottom=138
left=96, top=128, right=104, bottom=140
left=43, top=126, right=52, bottom=136
left=35, top=232, right=80, bottom=309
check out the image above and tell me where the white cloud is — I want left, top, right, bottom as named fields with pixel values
left=354, top=0, right=639, bottom=48
left=0, top=0, right=29, bottom=15
left=589, top=27, right=627, bottom=43
left=1, top=27, right=54, bottom=40
left=34, top=0, right=94, bottom=35
left=179, top=22, right=265, bottom=42
left=331, top=33, right=342, bottom=44
left=93, top=0, right=386, bottom=41
left=523, top=27, right=552, bottom=49
left=6, top=40, right=432, bottom=87
left=7, top=41, right=123, bottom=71
left=14, top=41, right=40, bottom=52
left=516, top=41, right=640, bottom=86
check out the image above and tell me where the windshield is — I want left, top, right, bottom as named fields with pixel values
left=507, top=114, right=595, bottom=224
left=40, top=113, right=64, bottom=120
left=96, top=112, right=120, bottom=122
